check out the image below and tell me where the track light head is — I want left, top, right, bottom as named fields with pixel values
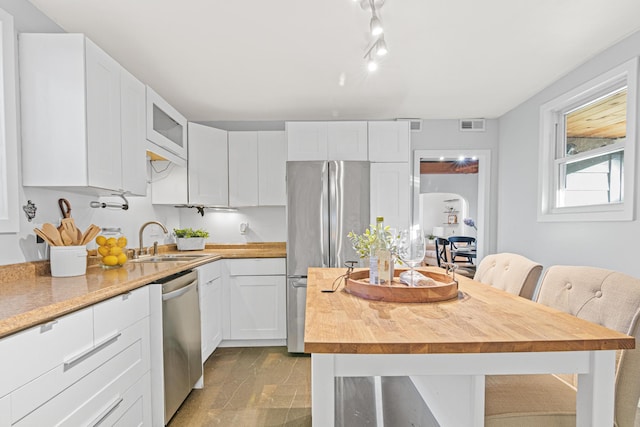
left=375, top=37, right=388, bottom=56
left=370, top=13, right=383, bottom=36
left=367, top=55, right=378, bottom=72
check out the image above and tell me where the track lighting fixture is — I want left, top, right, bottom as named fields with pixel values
left=359, top=0, right=388, bottom=71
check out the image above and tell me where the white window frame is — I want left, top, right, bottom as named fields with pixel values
left=538, top=57, right=638, bottom=222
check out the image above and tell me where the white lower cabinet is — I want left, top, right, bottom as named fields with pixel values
left=0, top=287, right=152, bottom=426
left=0, top=395, right=9, bottom=427
left=198, top=261, right=223, bottom=361
left=224, top=258, right=286, bottom=342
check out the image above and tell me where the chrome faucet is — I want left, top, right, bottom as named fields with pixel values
left=138, top=221, right=168, bottom=256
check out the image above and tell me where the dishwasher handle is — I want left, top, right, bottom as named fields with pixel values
left=162, top=279, right=198, bottom=301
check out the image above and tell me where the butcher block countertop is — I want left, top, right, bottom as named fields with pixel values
left=304, top=267, right=634, bottom=354
left=0, top=242, right=285, bottom=339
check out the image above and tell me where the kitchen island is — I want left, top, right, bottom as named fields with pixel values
left=304, top=267, right=634, bottom=426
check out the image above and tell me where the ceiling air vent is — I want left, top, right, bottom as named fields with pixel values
left=396, top=118, right=422, bottom=132
left=459, top=119, right=485, bottom=132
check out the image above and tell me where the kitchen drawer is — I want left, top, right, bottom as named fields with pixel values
left=0, top=394, right=9, bottom=427
left=226, top=258, right=285, bottom=276
left=0, top=307, right=93, bottom=397
left=94, top=286, right=149, bottom=340
left=112, top=372, right=151, bottom=426
left=10, top=318, right=149, bottom=423
left=198, top=259, right=221, bottom=280
left=13, top=322, right=149, bottom=426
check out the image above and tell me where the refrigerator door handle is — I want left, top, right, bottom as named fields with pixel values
left=328, top=161, right=337, bottom=267
left=322, top=162, right=331, bottom=268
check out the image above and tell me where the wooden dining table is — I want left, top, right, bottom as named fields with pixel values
left=304, top=267, right=635, bottom=426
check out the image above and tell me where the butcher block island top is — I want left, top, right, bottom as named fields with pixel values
left=304, top=267, right=635, bottom=355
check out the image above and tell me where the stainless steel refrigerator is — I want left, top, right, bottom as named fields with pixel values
left=286, top=161, right=370, bottom=353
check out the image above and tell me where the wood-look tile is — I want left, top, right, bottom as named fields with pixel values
left=169, top=347, right=311, bottom=427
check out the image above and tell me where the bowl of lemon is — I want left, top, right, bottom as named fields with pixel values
left=95, top=234, right=128, bottom=269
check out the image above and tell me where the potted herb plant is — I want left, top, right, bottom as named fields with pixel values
left=173, top=228, right=210, bottom=251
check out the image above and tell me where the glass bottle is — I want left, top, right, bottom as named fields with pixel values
left=369, top=220, right=380, bottom=285
left=375, top=217, right=393, bottom=284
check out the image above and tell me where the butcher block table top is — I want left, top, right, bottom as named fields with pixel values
left=304, top=267, right=635, bottom=354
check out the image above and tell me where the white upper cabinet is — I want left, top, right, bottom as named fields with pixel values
left=286, top=122, right=327, bottom=161
left=152, top=123, right=228, bottom=206
left=119, top=68, right=147, bottom=196
left=370, top=162, right=410, bottom=230
left=258, top=131, right=286, bottom=205
left=229, top=131, right=286, bottom=207
left=286, top=121, right=367, bottom=161
left=0, top=9, right=18, bottom=232
left=19, top=34, right=147, bottom=195
left=368, top=121, right=410, bottom=162
left=145, top=86, right=187, bottom=166
left=188, top=123, right=228, bottom=206
left=229, top=132, right=259, bottom=207
left=327, top=121, right=368, bottom=160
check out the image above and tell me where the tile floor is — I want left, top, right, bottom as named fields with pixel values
left=168, top=346, right=311, bottom=427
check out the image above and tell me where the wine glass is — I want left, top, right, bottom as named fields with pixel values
left=397, top=226, right=427, bottom=286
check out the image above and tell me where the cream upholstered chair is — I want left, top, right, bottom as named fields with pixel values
left=473, top=253, right=542, bottom=300
left=485, top=266, right=640, bottom=427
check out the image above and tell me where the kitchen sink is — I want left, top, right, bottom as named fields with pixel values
left=130, top=254, right=209, bottom=263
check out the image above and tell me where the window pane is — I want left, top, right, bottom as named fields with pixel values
left=559, top=150, right=623, bottom=207
left=564, top=88, right=626, bottom=156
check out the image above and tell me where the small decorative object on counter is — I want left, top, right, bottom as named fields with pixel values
left=96, top=228, right=128, bottom=268
left=174, top=227, right=209, bottom=251
left=347, top=218, right=398, bottom=285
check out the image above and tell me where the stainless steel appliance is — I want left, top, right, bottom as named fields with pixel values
left=159, top=269, right=202, bottom=423
left=286, top=161, right=370, bottom=353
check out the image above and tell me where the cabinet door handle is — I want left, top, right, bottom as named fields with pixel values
left=205, top=278, right=217, bottom=286
left=40, top=320, right=58, bottom=333
left=88, top=396, right=123, bottom=427
left=63, top=331, right=122, bottom=370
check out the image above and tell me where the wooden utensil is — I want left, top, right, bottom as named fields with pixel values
left=58, top=198, right=81, bottom=245
left=34, top=227, right=56, bottom=246
left=42, top=223, right=63, bottom=246
left=60, top=228, right=73, bottom=245
left=80, top=224, right=101, bottom=246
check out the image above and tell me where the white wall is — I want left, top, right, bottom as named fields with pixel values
left=497, top=30, right=640, bottom=276
left=411, top=120, right=499, bottom=253
left=179, top=206, right=286, bottom=243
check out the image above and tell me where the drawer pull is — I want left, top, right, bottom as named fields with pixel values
left=88, top=396, right=123, bottom=427
left=39, top=320, right=58, bottom=333
left=63, top=331, right=122, bottom=370
left=205, top=278, right=217, bottom=285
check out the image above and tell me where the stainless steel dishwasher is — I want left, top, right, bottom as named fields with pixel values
left=159, top=269, right=202, bottom=423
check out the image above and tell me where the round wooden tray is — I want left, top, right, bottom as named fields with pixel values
left=344, top=268, right=458, bottom=303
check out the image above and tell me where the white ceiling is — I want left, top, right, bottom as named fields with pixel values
left=26, top=0, right=640, bottom=122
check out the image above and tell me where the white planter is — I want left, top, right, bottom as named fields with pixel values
left=176, top=237, right=205, bottom=251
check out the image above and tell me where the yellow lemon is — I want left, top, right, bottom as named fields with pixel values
left=117, top=236, right=127, bottom=248
left=95, top=235, right=107, bottom=246
left=106, top=237, right=117, bottom=247
left=117, top=253, right=128, bottom=265
left=109, top=246, right=122, bottom=256
left=102, top=255, right=118, bottom=266
left=97, top=246, right=110, bottom=257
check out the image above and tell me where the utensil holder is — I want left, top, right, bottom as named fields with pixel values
left=50, top=245, right=87, bottom=277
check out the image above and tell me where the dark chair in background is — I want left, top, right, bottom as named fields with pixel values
left=447, top=236, right=476, bottom=265
left=434, top=237, right=449, bottom=267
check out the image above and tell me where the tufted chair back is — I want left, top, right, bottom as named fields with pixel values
left=473, top=253, right=542, bottom=300
left=536, top=265, right=640, bottom=427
